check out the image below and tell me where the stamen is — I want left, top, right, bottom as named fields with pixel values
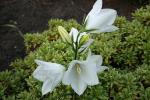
left=75, top=63, right=81, bottom=74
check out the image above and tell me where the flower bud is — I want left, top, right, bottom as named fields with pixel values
left=79, top=34, right=90, bottom=46
left=58, top=26, right=71, bottom=43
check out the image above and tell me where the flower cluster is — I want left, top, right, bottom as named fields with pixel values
left=33, top=0, right=118, bottom=96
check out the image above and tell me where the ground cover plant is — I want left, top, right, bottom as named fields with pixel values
left=0, top=1, right=150, bottom=100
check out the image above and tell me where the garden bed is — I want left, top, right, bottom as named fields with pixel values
left=0, top=3, right=150, bottom=99
left=0, top=0, right=147, bottom=71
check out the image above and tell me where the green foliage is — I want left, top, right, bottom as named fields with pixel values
left=0, top=5, right=150, bottom=99
left=110, top=19, right=150, bottom=69
left=0, top=70, right=27, bottom=99
left=132, top=5, right=150, bottom=26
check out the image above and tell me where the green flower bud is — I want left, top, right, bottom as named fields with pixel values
left=79, top=34, right=90, bottom=46
left=58, top=26, right=71, bottom=43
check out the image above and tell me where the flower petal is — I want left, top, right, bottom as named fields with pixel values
left=87, top=50, right=102, bottom=64
left=85, top=0, right=102, bottom=23
left=33, top=66, right=47, bottom=81
left=34, top=60, right=65, bottom=74
left=97, top=66, right=109, bottom=73
left=100, top=9, right=117, bottom=25
left=35, top=60, right=59, bottom=71
left=62, top=69, right=72, bottom=85
left=86, top=51, right=108, bottom=73
left=62, top=60, right=87, bottom=95
left=87, top=51, right=102, bottom=65
left=33, top=60, right=57, bottom=81
left=71, top=77, right=87, bottom=95
left=79, top=39, right=94, bottom=53
left=85, top=13, right=101, bottom=30
left=80, top=61, right=99, bottom=85
left=88, top=55, right=102, bottom=69
left=42, top=80, right=53, bottom=95
left=101, top=25, right=118, bottom=32
left=33, top=60, right=65, bottom=95
left=69, top=28, right=79, bottom=43
left=89, top=0, right=102, bottom=14
left=93, top=25, right=118, bottom=33
left=62, top=60, right=77, bottom=85
left=86, top=9, right=117, bottom=31
left=42, top=71, right=64, bottom=95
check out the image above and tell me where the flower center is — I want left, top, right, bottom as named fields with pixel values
left=75, top=63, right=81, bottom=74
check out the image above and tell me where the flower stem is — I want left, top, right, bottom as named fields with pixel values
left=74, top=32, right=82, bottom=60
left=74, top=42, right=78, bottom=60
left=73, top=92, right=77, bottom=100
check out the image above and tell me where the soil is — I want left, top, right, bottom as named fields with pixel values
left=0, top=0, right=148, bottom=71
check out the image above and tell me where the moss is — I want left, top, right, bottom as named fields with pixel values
left=132, top=5, right=150, bottom=26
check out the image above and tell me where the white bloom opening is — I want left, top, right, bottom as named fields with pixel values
left=69, top=27, right=92, bottom=51
left=62, top=50, right=108, bottom=95
left=69, top=27, right=87, bottom=44
left=62, top=60, right=99, bottom=95
left=33, top=60, right=65, bottom=95
left=85, top=0, right=118, bottom=33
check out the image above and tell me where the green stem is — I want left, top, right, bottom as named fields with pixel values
left=74, top=42, right=78, bottom=60
left=74, top=31, right=82, bottom=60
left=73, top=92, right=77, bottom=100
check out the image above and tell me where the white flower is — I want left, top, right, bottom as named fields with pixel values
left=33, top=60, right=65, bottom=95
left=62, top=51, right=107, bottom=95
left=86, top=50, right=108, bottom=73
left=62, top=60, right=99, bottom=95
left=69, top=28, right=93, bottom=52
left=69, top=27, right=87, bottom=44
left=85, top=0, right=118, bottom=33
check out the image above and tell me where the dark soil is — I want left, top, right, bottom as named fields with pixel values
left=0, top=0, right=147, bottom=71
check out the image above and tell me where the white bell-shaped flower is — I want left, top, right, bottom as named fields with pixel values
left=85, top=0, right=118, bottom=33
left=62, top=50, right=108, bottom=95
left=33, top=60, right=65, bottom=95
